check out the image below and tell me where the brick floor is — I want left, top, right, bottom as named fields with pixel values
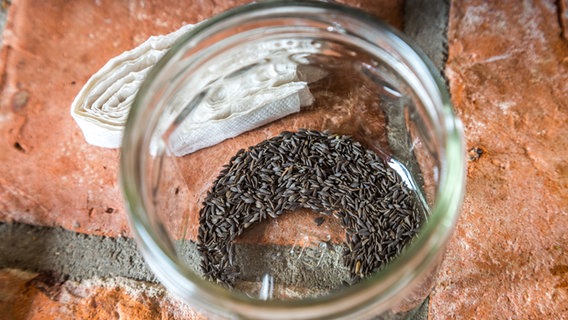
left=1, top=0, right=567, bottom=319
left=430, top=0, right=568, bottom=318
left=0, top=268, right=206, bottom=320
left=0, top=0, right=404, bottom=238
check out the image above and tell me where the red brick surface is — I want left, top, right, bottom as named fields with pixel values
left=0, top=269, right=206, bottom=320
left=0, top=0, right=403, bottom=238
left=430, top=0, right=568, bottom=318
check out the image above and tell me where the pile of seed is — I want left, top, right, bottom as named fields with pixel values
left=198, top=129, right=427, bottom=287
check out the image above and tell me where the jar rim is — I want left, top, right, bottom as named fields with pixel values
left=121, top=1, right=465, bottom=318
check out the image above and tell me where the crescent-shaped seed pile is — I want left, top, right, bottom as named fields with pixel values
left=198, top=129, right=427, bottom=287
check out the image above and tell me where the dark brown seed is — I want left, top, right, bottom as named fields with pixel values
left=314, top=216, right=325, bottom=226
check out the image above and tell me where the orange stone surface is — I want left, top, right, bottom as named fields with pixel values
left=430, top=0, right=568, bottom=318
left=0, top=268, right=206, bottom=319
left=0, top=0, right=403, bottom=238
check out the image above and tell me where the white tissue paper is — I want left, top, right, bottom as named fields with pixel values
left=70, top=24, right=196, bottom=148
left=169, top=83, right=314, bottom=156
left=70, top=23, right=325, bottom=155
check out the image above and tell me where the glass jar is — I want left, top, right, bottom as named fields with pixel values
left=120, top=1, right=465, bottom=319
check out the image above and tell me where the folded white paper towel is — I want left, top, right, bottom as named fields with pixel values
left=70, top=23, right=324, bottom=155
left=70, top=24, right=196, bottom=148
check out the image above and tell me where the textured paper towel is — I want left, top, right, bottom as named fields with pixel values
left=169, top=83, right=313, bottom=156
left=70, top=23, right=323, bottom=154
left=70, top=24, right=196, bottom=148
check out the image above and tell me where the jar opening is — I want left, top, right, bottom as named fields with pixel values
left=121, top=1, right=465, bottom=319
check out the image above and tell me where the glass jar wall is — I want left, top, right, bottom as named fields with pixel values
left=121, top=1, right=465, bottom=319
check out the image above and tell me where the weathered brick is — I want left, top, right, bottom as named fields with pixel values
left=430, top=1, right=568, bottom=318
left=0, top=0, right=403, bottom=238
left=0, top=268, right=206, bottom=319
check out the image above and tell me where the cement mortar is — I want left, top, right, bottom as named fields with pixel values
left=0, top=222, right=155, bottom=282
left=404, top=0, right=450, bottom=72
left=0, top=4, right=7, bottom=46
left=0, top=222, right=350, bottom=292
